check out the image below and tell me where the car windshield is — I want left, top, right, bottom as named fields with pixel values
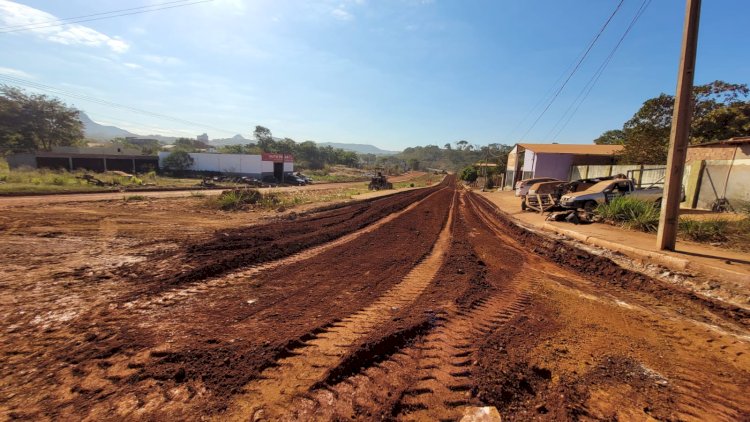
left=581, top=180, right=621, bottom=193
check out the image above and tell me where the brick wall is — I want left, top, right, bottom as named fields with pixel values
left=686, top=144, right=750, bottom=162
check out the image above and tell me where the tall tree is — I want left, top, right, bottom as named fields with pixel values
left=593, top=129, right=626, bottom=145
left=0, top=85, right=84, bottom=152
left=253, top=125, right=275, bottom=152
left=595, top=81, right=750, bottom=164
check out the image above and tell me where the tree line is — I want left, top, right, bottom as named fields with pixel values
left=0, top=85, right=84, bottom=152
left=594, top=80, right=750, bottom=164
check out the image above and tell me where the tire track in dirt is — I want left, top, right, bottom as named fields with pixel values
left=119, top=182, right=449, bottom=300
left=466, top=192, right=750, bottom=420
left=123, top=186, right=450, bottom=312
left=279, top=191, right=533, bottom=421
left=218, top=190, right=458, bottom=421
left=287, top=268, right=533, bottom=421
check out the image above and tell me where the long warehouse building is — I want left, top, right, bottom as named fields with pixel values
left=158, top=152, right=294, bottom=179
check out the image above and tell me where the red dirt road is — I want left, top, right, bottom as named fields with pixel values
left=1, top=178, right=748, bottom=420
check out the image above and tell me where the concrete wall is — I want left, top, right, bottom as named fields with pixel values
left=686, top=144, right=750, bottom=162
left=569, top=164, right=665, bottom=186
left=6, top=153, right=36, bottom=169
left=573, top=160, right=750, bottom=210
left=695, top=159, right=750, bottom=210
left=522, top=149, right=535, bottom=172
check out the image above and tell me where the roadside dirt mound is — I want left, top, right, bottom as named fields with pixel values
left=469, top=193, right=750, bottom=327
left=119, top=176, right=454, bottom=298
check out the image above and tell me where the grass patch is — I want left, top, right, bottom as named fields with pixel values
left=597, top=196, right=750, bottom=251
left=596, top=196, right=660, bottom=232
left=123, top=195, right=146, bottom=202
left=207, top=189, right=264, bottom=211
left=0, top=158, right=210, bottom=194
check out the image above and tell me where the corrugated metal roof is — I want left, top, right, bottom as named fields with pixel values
left=689, top=136, right=750, bottom=147
left=517, top=143, right=623, bottom=155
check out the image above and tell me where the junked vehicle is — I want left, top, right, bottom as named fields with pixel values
left=522, top=175, right=626, bottom=211
left=514, top=177, right=560, bottom=197
left=560, top=178, right=663, bottom=212
left=524, top=180, right=565, bottom=211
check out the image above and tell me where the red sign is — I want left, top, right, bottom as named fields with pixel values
left=261, top=153, right=294, bottom=163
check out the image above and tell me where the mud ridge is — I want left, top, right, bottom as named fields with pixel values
left=468, top=192, right=750, bottom=326
left=120, top=178, right=452, bottom=298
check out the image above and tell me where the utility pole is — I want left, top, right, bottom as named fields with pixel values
left=656, top=0, right=701, bottom=251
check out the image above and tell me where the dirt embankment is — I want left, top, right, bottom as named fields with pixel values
left=118, top=177, right=453, bottom=298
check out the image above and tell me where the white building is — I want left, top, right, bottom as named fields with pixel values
left=158, top=152, right=293, bottom=179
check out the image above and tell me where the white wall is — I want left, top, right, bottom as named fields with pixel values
left=158, top=152, right=293, bottom=175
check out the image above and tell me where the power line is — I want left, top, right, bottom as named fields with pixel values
left=549, top=0, right=652, bottom=141
left=0, top=0, right=213, bottom=34
left=0, top=75, right=237, bottom=136
left=0, top=0, right=195, bottom=31
left=514, top=0, right=625, bottom=142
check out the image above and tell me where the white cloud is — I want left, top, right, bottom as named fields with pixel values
left=143, top=54, right=184, bottom=66
left=123, top=62, right=143, bottom=70
left=0, top=66, right=34, bottom=78
left=0, top=0, right=129, bottom=53
left=331, top=7, right=353, bottom=21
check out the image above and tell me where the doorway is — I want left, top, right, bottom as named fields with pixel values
left=273, top=162, right=283, bottom=181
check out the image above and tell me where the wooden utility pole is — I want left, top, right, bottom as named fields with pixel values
left=656, top=0, right=701, bottom=251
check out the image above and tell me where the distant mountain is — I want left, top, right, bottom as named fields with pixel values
left=80, top=112, right=138, bottom=140
left=79, top=112, right=399, bottom=154
left=317, top=142, right=397, bottom=155
left=210, top=134, right=252, bottom=147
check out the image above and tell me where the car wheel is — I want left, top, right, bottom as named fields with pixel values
left=583, top=200, right=597, bottom=213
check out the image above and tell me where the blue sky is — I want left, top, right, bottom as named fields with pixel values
left=0, top=0, right=748, bottom=150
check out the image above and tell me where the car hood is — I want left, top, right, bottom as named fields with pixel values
left=561, top=191, right=596, bottom=201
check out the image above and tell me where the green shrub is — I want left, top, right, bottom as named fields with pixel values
left=213, top=189, right=263, bottom=211
left=678, top=218, right=730, bottom=242
left=597, top=196, right=660, bottom=232
left=51, top=176, right=66, bottom=186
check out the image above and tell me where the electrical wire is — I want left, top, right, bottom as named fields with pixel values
left=514, top=0, right=625, bottom=142
left=0, top=74, right=237, bottom=136
left=0, top=0, right=195, bottom=30
left=548, top=0, right=652, bottom=141
left=0, top=0, right=213, bottom=34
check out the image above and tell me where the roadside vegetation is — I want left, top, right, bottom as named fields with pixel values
left=0, top=158, right=201, bottom=194
left=305, top=165, right=372, bottom=183
left=393, top=173, right=440, bottom=189
left=597, top=196, right=750, bottom=252
left=206, top=186, right=370, bottom=212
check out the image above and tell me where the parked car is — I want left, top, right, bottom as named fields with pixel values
left=295, top=172, right=313, bottom=183
left=560, top=178, right=663, bottom=212
left=285, top=174, right=307, bottom=186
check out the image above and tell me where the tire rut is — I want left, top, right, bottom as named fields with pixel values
left=291, top=271, right=533, bottom=421
left=219, top=190, right=457, bottom=421
left=123, top=186, right=450, bottom=312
